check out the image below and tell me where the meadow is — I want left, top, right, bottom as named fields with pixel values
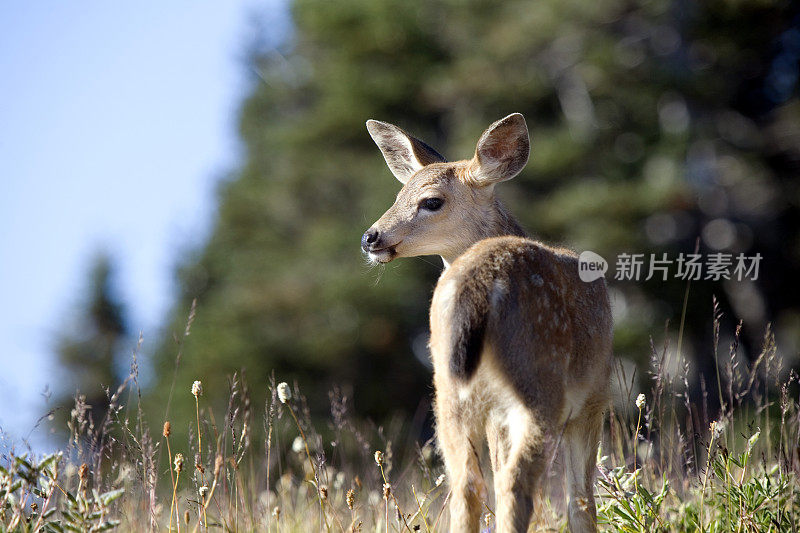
left=2, top=303, right=798, bottom=532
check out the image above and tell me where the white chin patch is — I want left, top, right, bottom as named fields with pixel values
left=368, top=250, right=394, bottom=264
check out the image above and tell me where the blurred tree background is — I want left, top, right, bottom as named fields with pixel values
left=55, top=252, right=130, bottom=425
left=133, top=0, right=799, bottom=443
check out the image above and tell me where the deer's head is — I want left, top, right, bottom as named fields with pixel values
left=362, top=113, right=530, bottom=265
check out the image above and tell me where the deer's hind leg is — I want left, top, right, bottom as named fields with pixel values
left=563, top=393, right=605, bottom=533
left=489, top=403, right=548, bottom=533
left=435, top=394, right=488, bottom=533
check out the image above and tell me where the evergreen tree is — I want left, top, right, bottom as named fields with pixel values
left=55, top=252, right=128, bottom=425
left=150, top=0, right=800, bottom=438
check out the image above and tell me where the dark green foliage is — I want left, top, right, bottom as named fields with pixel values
left=0, top=452, right=124, bottom=532
left=597, top=435, right=800, bottom=532
left=149, top=0, right=800, bottom=440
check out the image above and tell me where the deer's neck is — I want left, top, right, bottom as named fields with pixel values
left=440, top=198, right=527, bottom=267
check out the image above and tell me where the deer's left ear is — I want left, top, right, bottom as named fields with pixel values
left=366, top=120, right=446, bottom=184
left=467, top=113, right=530, bottom=186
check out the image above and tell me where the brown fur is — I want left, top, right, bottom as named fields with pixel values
left=363, top=114, right=613, bottom=532
left=430, top=238, right=612, bottom=532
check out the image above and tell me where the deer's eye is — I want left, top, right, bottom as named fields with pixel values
left=420, top=198, right=444, bottom=211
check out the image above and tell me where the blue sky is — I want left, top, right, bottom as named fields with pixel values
left=0, top=1, right=288, bottom=448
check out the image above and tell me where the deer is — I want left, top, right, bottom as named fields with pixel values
left=361, top=113, right=613, bottom=533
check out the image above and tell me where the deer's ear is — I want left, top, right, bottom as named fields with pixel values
left=366, top=120, right=446, bottom=184
left=467, top=113, right=529, bottom=186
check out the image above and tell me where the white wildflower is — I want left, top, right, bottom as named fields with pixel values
left=635, top=393, right=646, bottom=410
left=292, top=436, right=304, bottom=454
left=277, top=382, right=291, bottom=404
left=191, top=380, right=203, bottom=397
left=174, top=453, right=185, bottom=474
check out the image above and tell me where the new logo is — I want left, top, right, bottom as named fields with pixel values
left=579, top=251, right=608, bottom=282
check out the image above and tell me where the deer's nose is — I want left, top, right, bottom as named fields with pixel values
left=361, top=228, right=380, bottom=251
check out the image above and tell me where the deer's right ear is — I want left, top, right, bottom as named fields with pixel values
left=366, top=120, right=446, bottom=184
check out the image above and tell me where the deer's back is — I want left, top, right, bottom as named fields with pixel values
left=430, top=236, right=613, bottom=422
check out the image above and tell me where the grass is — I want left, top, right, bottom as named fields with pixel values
left=1, top=302, right=798, bottom=532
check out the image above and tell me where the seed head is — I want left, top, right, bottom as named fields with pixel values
left=635, top=393, right=646, bottom=410
left=435, top=474, right=445, bottom=487
left=162, top=421, right=171, bottom=438
left=199, top=486, right=209, bottom=500
left=374, top=450, right=384, bottom=466
left=710, top=419, right=726, bottom=440
left=382, top=482, right=391, bottom=500
left=78, top=463, right=89, bottom=484
left=346, top=489, right=355, bottom=509
left=174, top=453, right=185, bottom=474
left=192, top=380, right=203, bottom=397
left=214, top=454, right=224, bottom=477
left=184, top=510, right=190, bottom=525
left=319, top=485, right=328, bottom=501
left=277, top=382, right=291, bottom=404
left=195, top=453, right=204, bottom=474
left=747, top=430, right=761, bottom=453
left=272, top=506, right=281, bottom=519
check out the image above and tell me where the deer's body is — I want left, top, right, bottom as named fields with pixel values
left=362, top=114, right=613, bottom=532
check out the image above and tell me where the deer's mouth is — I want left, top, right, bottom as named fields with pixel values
left=367, top=242, right=401, bottom=264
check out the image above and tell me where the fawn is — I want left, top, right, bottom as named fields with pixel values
left=361, top=113, right=613, bottom=532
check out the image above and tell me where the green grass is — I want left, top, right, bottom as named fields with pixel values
left=1, top=308, right=798, bottom=532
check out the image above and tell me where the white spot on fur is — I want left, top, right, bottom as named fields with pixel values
left=490, top=279, right=507, bottom=308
